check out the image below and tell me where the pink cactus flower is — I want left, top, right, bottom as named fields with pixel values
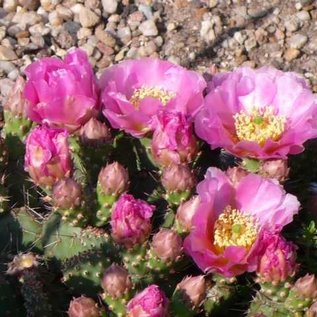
left=111, top=194, right=155, bottom=248
left=256, top=231, right=297, bottom=283
left=184, top=167, right=300, bottom=277
left=24, top=126, right=72, bottom=187
left=150, top=111, right=198, bottom=167
left=24, top=48, right=99, bottom=131
left=127, top=285, right=169, bottom=317
left=195, top=67, right=317, bottom=159
left=99, top=58, right=206, bottom=137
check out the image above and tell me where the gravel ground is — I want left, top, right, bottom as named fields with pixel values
left=0, top=0, right=316, bottom=107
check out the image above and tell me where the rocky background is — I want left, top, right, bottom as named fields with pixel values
left=0, top=0, right=316, bottom=107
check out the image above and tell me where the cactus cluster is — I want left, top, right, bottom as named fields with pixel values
left=2, top=49, right=317, bottom=317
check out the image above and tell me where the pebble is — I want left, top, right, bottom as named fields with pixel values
left=139, top=20, right=158, bottom=37
left=79, top=7, right=100, bottom=28
left=284, top=47, right=300, bottom=61
left=0, top=61, right=15, bottom=73
left=284, top=17, right=300, bottom=33
left=296, top=10, right=310, bottom=21
left=0, top=45, right=18, bottom=61
left=288, top=33, right=308, bottom=49
left=200, top=20, right=215, bottom=43
left=0, top=27, right=6, bottom=42
left=95, top=27, right=116, bottom=47
left=117, top=26, right=132, bottom=44
left=3, top=0, right=18, bottom=12
left=101, top=0, right=118, bottom=14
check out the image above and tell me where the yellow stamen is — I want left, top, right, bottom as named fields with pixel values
left=214, top=206, right=258, bottom=250
left=234, top=106, right=286, bottom=146
left=130, top=86, right=176, bottom=109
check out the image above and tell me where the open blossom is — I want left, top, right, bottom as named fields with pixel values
left=100, top=58, right=206, bottom=137
left=195, top=67, right=317, bottom=159
left=150, top=111, right=198, bottom=167
left=127, top=285, right=169, bottom=317
left=111, top=194, right=155, bottom=248
left=24, top=48, right=99, bottom=131
left=24, top=126, right=72, bottom=187
left=184, top=167, right=300, bottom=277
left=256, top=231, right=297, bottom=283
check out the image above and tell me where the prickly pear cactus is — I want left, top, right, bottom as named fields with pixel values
left=3, top=49, right=317, bottom=317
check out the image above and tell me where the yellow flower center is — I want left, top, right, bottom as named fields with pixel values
left=233, top=106, right=286, bottom=146
left=213, top=206, right=258, bottom=250
left=130, top=86, right=176, bottom=109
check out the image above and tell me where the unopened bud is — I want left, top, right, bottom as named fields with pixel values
left=80, top=118, right=111, bottom=146
left=176, top=275, right=206, bottom=307
left=260, top=159, right=289, bottom=182
left=161, top=164, right=195, bottom=193
left=98, top=162, right=129, bottom=196
left=4, top=76, right=29, bottom=117
left=151, top=229, right=183, bottom=262
left=68, top=296, right=100, bottom=317
left=176, top=196, right=200, bottom=232
left=101, top=264, right=132, bottom=298
left=294, top=274, right=317, bottom=299
left=52, top=178, right=82, bottom=209
left=307, top=301, right=317, bottom=317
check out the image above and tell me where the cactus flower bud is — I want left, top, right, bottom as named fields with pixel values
left=293, top=274, right=317, bottom=299
left=176, top=195, right=200, bottom=232
left=151, top=229, right=183, bottom=262
left=52, top=178, right=82, bottom=209
left=111, top=194, right=155, bottom=248
left=150, top=111, right=198, bottom=167
left=80, top=118, right=111, bottom=146
left=307, top=301, right=317, bottom=317
left=257, top=232, right=297, bottom=284
left=161, top=164, right=195, bottom=193
left=24, top=126, right=72, bottom=187
left=4, top=76, right=29, bottom=117
left=68, top=296, right=101, bottom=317
left=127, top=285, right=169, bottom=317
left=98, top=162, right=129, bottom=196
left=176, top=275, right=206, bottom=307
left=101, top=264, right=132, bottom=298
left=260, top=159, right=289, bottom=182
left=226, top=166, right=249, bottom=187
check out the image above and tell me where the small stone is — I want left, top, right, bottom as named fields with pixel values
left=55, top=30, right=76, bottom=49
left=117, top=26, right=131, bottom=44
left=79, top=7, right=100, bottom=28
left=284, top=47, right=300, bottom=61
left=0, top=46, right=18, bottom=61
left=18, top=0, right=40, bottom=10
left=139, top=20, right=158, bottom=37
left=31, top=34, right=45, bottom=48
left=95, top=27, right=116, bottom=47
left=288, top=33, right=308, bottom=49
left=0, top=61, right=15, bottom=74
left=138, top=4, right=153, bottom=19
left=200, top=20, right=215, bottom=43
left=40, top=0, right=60, bottom=12
left=284, top=18, right=299, bottom=33
left=307, top=35, right=317, bottom=52
left=8, top=68, right=19, bottom=80
left=18, top=37, right=30, bottom=46
left=295, top=2, right=303, bottom=10
left=101, top=0, right=118, bottom=14
left=77, top=27, right=92, bottom=40
left=0, top=27, right=6, bottom=42
left=234, top=31, right=247, bottom=44
left=0, top=78, right=14, bottom=97
left=29, top=24, right=51, bottom=36
left=49, top=11, right=63, bottom=26
left=115, top=48, right=127, bottom=61
left=3, top=0, right=18, bottom=12
left=244, top=37, right=257, bottom=51
left=296, top=10, right=310, bottom=21
left=126, top=47, right=138, bottom=59
left=56, top=4, right=73, bottom=20
left=208, top=0, right=218, bottom=8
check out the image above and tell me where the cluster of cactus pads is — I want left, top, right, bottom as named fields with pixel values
left=2, top=49, right=317, bottom=317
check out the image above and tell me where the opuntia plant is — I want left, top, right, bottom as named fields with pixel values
left=3, top=48, right=317, bottom=317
